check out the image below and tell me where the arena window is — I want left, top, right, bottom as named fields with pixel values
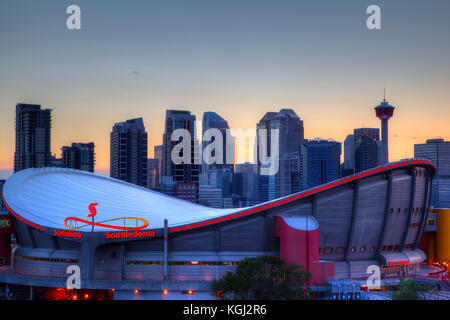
left=335, top=247, right=345, bottom=254
left=124, top=260, right=239, bottom=266
left=15, top=255, right=79, bottom=264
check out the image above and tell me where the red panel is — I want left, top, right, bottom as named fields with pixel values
left=276, top=216, right=334, bottom=285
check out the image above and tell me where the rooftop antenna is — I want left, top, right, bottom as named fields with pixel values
left=383, top=85, right=386, bottom=102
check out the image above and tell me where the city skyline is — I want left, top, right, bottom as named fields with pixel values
left=1, top=0, right=450, bottom=179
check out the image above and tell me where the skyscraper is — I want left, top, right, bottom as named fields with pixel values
left=110, top=118, right=148, bottom=187
left=162, top=110, right=199, bottom=201
left=147, top=158, right=160, bottom=189
left=201, top=111, right=234, bottom=173
left=300, top=138, right=341, bottom=189
left=153, top=145, right=163, bottom=187
left=414, top=138, right=450, bottom=208
left=343, top=134, right=354, bottom=171
left=374, top=93, right=395, bottom=164
left=256, top=112, right=277, bottom=202
left=353, top=128, right=380, bottom=173
left=256, top=109, right=304, bottom=201
left=62, top=142, right=95, bottom=172
left=268, top=152, right=301, bottom=200
left=14, top=103, right=52, bottom=173
left=233, top=162, right=259, bottom=201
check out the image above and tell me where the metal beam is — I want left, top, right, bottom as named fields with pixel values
left=163, top=219, right=168, bottom=280
left=415, top=170, right=431, bottom=249
left=215, top=224, right=220, bottom=254
left=400, top=170, right=416, bottom=251
left=376, top=175, right=393, bottom=257
left=119, top=243, right=125, bottom=280
left=344, top=182, right=359, bottom=261
left=27, top=225, right=36, bottom=248
left=263, top=212, right=269, bottom=252
left=311, top=196, right=317, bottom=218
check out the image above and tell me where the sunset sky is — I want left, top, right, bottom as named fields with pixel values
left=0, top=0, right=449, bottom=179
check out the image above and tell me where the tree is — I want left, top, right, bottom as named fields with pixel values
left=211, top=255, right=311, bottom=300
left=392, top=278, right=433, bottom=300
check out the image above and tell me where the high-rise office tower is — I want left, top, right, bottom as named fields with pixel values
left=147, top=158, right=160, bottom=189
left=62, top=142, right=95, bottom=172
left=256, top=112, right=277, bottom=202
left=153, top=145, right=163, bottom=187
left=414, top=139, right=450, bottom=208
left=110, top=118, right=148, bottom=187
left=14, top=103, right=52, bottom=173
left=162, top=110, right=200, bottom=201
left=342, top=134, right=355, bottom=177
left=343, top=134, right=354, bottom=171
left=268, top=152, right=301, bottom=200
left=374, top=93, right=395, bottom=164
left=201, top=111, right=234, bottom=173
left=256, top=109, right=304, bottom=201
left=233, top=162, right=259, bottom=201
left=353, top=128, right=380, bottom=173
left=300, top=138, right=341, bottom=189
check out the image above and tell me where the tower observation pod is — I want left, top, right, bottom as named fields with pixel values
left=375, top=92, right=395, bottom=165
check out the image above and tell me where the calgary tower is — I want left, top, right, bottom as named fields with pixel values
left=374, top=89, right=395, bottom=165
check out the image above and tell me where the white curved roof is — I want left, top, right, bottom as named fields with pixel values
left=3, top=168, right=240, bottom=231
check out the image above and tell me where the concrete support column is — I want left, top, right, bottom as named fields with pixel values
left=163, top=219, right=168, bottom=280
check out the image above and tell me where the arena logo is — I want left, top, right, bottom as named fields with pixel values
left=54, top=229, right=82, bottom=238
left=105, top=230, right=155, bottom=239
left=64, top=203, right=150, bottom=232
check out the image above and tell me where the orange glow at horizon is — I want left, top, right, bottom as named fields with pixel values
left=0, top=95, right=449, bottom=176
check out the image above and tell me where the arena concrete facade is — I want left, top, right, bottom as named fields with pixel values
left=0, top=159, right=436, bottom=299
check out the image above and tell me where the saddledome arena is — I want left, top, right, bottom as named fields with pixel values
left=0, top=159, right=436, bottom=299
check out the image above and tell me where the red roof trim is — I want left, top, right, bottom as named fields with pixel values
left=2, top=193, right=45, bottom=231
left=168, top=160, right=435, bottom=233
left=1, top=160, right=435, bottom=234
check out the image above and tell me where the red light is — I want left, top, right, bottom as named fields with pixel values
left=72, top=295, right=78, bottom=300
left=187, top=290, right=193, bottom=295
left=112, top=288, right=115, bottom=292
left=134, top=289, right=139, bottom=294
left=163, top=289, right=168, bottom=295
left=84, top=294, right=89, bottom=299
